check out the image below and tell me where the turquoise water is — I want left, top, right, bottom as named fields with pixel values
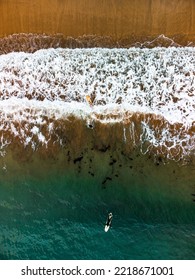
left=0, top=172, right=194, bottom=260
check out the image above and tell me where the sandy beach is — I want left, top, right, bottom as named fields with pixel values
left=0, top=0, right=194, bottom=45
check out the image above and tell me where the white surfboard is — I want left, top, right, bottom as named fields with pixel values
left=104, top=213, right=113, bottom=232
left=104, top=225, right=110, bottom=232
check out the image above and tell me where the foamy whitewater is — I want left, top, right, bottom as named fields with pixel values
left=0, top=47, right=194, bottom=161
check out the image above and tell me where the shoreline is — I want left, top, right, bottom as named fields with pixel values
left=0, top=34, right=194, bottom=55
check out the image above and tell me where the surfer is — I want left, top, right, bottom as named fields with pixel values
left=104, top=212, right=113, bottom=232
left=86, top=95, right=93, bottom=107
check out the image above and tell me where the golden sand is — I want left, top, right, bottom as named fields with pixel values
left=0, top=0, right=194, bottom=44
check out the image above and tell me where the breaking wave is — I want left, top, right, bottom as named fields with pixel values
left=0, top=46, right=195, bottom=162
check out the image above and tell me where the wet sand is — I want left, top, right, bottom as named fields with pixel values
left=0, top=0, right=194, bottom=45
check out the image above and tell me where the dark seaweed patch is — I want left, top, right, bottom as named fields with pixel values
left=155, top=156, right=163, bottom=166
left=67, top=150, right=71, bottom=162
left=121, top=151, right=134, bottom=161
left=102, top=176, right=112, bottom=185
left=73, top=156, right=83, bottom=164
left=97, top=145, right=110, bottom=152
left=109, top=159, right=117, bottom=166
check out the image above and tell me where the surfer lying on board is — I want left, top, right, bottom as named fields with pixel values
left=104, top=213, right=113, bottom=232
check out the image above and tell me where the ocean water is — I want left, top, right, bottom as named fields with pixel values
left=0, top=39, right=195, bottom=259
left=0, top=166, right=195, bottom=260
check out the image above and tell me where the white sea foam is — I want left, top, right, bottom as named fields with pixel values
left=0, top=47, right=194, bottom=124
left=140, top=120, right=195, bottom=161
left=0, top=47, right=194, bottom=159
